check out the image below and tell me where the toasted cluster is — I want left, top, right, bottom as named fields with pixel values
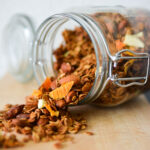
left=0, top=96, right=87, bottom=148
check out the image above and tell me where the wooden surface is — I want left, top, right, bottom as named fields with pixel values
left=1, top=75, right=150, bottom=150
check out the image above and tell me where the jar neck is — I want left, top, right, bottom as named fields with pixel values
left=33, top=12, right=109, bottom=104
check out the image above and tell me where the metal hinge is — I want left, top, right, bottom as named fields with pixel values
left=109, top=49, right=149, bottom=87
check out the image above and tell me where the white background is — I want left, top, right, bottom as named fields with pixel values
left=0, top=0, right=150, bottom=79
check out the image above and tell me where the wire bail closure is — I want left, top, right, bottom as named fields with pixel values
left=109, top=49, right=150, bottom=87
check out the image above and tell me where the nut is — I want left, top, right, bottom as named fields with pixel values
left=60, top=63, right=72, bottom=73
left=118, top=20, right=127, bottom=31
left=65, top=91, right=77, bottom=103
left=5, top=105, right=24, bottom=119
left=59, top=74, right=80, bottom=85
left=55, top=100, right=66, bottom=108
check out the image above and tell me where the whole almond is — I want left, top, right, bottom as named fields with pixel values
left=65, top=91, right=77, bottom=103
left=5, top=105, right=24, bottom=119
left=60, top=63, right=71, bottom=73
left=55, top=100, right=66, bottom=108
left=106, top=22, right=114, bottom=33
left=118, top=20, right=127, bottom=31
left=59, top=74, right=80, bottom=85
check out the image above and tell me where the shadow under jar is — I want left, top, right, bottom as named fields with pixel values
left=4, top=6, right=150, bottom=106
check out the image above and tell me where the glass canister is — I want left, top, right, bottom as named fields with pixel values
left=3, top=6, right=150, bottom=106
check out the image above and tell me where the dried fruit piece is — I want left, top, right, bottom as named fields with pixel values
left=45, top=104, right=59, bottom=117
left=124, top=59, right=135, bottom=74
left=49, top=81, right=74, bottom=100
left=122, top=51, right=134, bottom=57
left=123, top=32, right=144, bottom=48
left=41, top=77, right=51, bottom=90
left=115, top=40, right=125, bottom=50
left=38, top=99, right=46, bottom=109
left=37, top=99, right=59, bottom=117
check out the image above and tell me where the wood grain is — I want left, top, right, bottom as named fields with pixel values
left=0, top=75, right=150, bottom=150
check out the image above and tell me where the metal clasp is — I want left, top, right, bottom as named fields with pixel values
left=109, top=49, right=149, bottom=87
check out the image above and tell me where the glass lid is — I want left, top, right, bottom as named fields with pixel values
left=3, top=14, right=35, bottom=82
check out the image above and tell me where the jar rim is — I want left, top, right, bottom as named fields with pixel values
left=33, top=12, right=109, bottom=105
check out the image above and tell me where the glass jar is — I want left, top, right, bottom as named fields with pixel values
left=3, top=6, right=150, bottom=106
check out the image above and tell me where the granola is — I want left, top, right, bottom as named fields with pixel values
left=0, top=9, right=150, bottom=148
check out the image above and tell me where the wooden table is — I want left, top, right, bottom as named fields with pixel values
left=1, top=75, right=150, bottom=150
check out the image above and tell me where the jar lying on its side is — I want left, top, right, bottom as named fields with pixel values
left=4, top=6, right=150, bottom=107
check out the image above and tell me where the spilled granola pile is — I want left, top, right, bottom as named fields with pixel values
left=0, top=27, right=95, bottom=148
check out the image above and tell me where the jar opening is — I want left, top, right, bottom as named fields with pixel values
left=33, top=13, right=108, bottom=105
